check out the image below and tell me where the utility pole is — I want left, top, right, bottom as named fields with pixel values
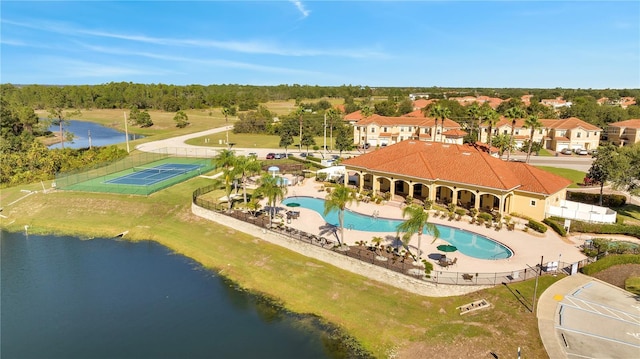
left=123, top=112, right=130, bottom=153
left=323, top=113, right=327, bottom=159
left=527, top=255, right=544, bottom=315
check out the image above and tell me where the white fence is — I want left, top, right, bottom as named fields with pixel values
left=547, top=200, right=617, bottom=224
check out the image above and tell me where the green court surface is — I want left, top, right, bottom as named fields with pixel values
left=55, top=156, right=214, bottom=196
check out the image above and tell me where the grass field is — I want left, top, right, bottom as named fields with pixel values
left=0, top=174, right=556, bottom=358
left=536, top=166, right=586, bottom=188
left=185, top=131, right=338, bottom=151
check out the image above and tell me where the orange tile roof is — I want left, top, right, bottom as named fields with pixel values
left=405, top=109, right=426, bottom=117
left=443, top=129, right=467, bottom=137
left=344, top=110, right=363, bottom=121
left=341, top=141, right=571, bottom=194
left=608, top=119, right=640, bottom=129
left=540, top=117, right=601, bottom=131
left=413, top=99, right=433, bottom=108
left=509, top=163, right=573, bottom=195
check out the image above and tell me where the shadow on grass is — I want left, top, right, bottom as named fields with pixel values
left=501, top=282, right=533, bottom=312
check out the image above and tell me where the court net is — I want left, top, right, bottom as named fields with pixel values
left=132, top=166, right=200, bottom=175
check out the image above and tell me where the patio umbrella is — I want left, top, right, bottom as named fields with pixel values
left=437, top=244, right=458, bottom=252
left=268, top=166, right=280, bottom=177
left=285, top=202, right=300, bottom=207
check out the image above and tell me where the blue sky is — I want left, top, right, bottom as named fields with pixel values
left=1, top=1, right=638, bottom=88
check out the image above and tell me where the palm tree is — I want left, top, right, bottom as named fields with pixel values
left=213, top=167, right=236, bottom=211
left=255, top=174, right=288, bottom=226
left=213, top=148, right=236, bottom=170
left=429, top=104, right=451, bottom=143
left=221, top=107, right=233, bottom=147
left=505, top=106, right=526, bottom=161
left=232, top=155, right=262, bottom=206
left=467, top=103, right=481, bottom=142
left=221, top=107, right=232, bottom=123
left=323, top=184, right=357, bottom=246
left=524, top=115, right=543, bottom=163
left=396, top=204, right=439, bottom=262
left=483, top=108, right=500, bottom=154
left=294, top=107, right=305, bottom=142
left=326, top=108, right=342, bottom=151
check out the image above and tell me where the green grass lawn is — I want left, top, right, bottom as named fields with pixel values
left=0, top=175, right=556, bottom=358
left=536, top=166, right=586, bottom=188
left=537, top=148, right=554, bottom=156
left=185, top=132, right=337, bottom=151
left=616, top=203, right=640, bottom=226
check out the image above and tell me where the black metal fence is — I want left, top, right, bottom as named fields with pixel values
left=192, top=186, right=593, bottom=286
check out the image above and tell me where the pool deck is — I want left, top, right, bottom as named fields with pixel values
left=269, top=178, right=590, bottom=275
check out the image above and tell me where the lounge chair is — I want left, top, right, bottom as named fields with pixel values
left=451, top=257, right=457, bottom=266
left=462, top=273, right=474, bottom=281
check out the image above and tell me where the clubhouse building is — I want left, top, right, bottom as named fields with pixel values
left=340, top=140, right=573, bottom=221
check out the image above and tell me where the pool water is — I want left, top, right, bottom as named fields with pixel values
left=282, top=196, right=512, bottom=260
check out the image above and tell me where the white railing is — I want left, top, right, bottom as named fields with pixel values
left=547, top=200, right=617, bottom=223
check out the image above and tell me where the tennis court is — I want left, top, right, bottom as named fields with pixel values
left=55, top=154, right=215, bottom=196
left=105, top=164, right=203, bottom=186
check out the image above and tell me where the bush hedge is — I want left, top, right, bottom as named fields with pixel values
left=526, top=219, right=547, bottom=233
left=543, top=218, right=567, bottom=236
left=581, top=254, right=640, bottom=275
left=567, top=191, right=627, bottom=207
left=570, top=221, right=640, bottom=239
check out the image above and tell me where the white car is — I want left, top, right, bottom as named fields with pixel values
left=576, top=149, right=589, bottom=155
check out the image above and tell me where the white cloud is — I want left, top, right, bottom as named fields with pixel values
left=289, top=0, right=310, bottom=18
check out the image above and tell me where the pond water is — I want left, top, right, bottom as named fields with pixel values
left=1, top=231, right=363, bottom=359
left=48, top=120, right=142, bottom=149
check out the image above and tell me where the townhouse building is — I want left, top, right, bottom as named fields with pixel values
left=606, top=119, right=640, bottom=146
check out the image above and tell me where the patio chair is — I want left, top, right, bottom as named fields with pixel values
left=462, top=273, right=474, bottom=281
left=439, top=259, right=449, bottom=268
left=451, top=257, right=457, bottom=266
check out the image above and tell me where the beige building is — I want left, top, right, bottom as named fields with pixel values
left=352, top=114, right=464, bottom=148
left=479, top=117, right=601, bottom=152
left=606, top=119, right=640, bottom=147
left=341, top=140, right=572, bottom=221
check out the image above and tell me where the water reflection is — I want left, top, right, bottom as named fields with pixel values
left=47, top=120, right=142, bottom=149
left=1, top=231, right=369, bottom=358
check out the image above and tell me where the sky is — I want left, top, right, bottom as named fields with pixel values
left=1, top=1, right=639, bottom=89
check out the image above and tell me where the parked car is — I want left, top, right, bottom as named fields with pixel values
left=273, top=153, right=283, bottom=159
left=560, top=148, right=573, bottom=155
left=576, top=148, right=589, bottom=155
left=279, top=153, right=288, bottom=159
left=248, top=152, right=257, bottom=158
left=266, top=153, right=275, bottom=159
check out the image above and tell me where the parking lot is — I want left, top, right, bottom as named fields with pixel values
left=538, top=274, right=640, bottom=359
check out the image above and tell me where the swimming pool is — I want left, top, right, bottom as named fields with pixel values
left=282, top=196, right=512, bottom=260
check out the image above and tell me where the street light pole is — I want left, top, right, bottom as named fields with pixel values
left=526, top=255, right=543, bottom=315
left=323, top=113, right=327, bottom=159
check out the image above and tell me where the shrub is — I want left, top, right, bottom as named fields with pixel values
left=570, top=221, right=640, bottom=239
left=581, top=254, right=640, bottom=275
left=526, top=219, right=547, bottom=233
left=566, top=192, right=627, bottom=207
left=625, top=277, right=640, bottom=296
left=477, top=212, right=493, bottom=221
left=543, top=218, right=567, bottom=236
